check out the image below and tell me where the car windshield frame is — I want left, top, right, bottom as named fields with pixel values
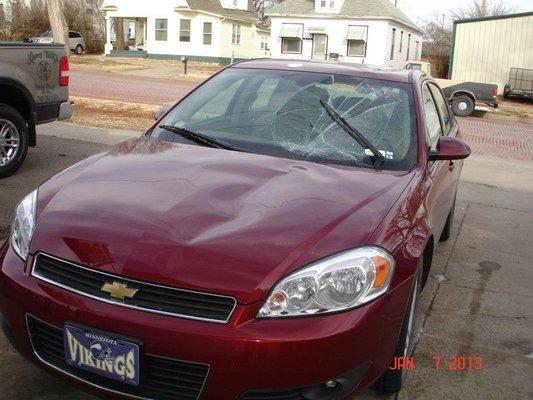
left=150, top=67, right=419, bottom=171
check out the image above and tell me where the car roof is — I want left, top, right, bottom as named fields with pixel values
left=231, top=59, right=417, bottom=84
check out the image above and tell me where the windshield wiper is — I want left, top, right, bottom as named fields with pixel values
left=319, top=99, right=385, bottom=167
left=159, top=125, right=244, bottom=152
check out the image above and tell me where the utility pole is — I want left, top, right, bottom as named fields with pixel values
left=45, top=0, right=68, bottom=49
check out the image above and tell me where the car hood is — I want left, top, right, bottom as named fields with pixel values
left=31, top=137, right=413, bottom=304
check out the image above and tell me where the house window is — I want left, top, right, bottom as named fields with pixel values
left=415, top=41, right=420, bottom=59
left=399, top=30, right=404, bottom=52
left=282, top=37, right=302, bottom=54
left=280, top=23, right=303, bottom=54
left=406, top=33, right=411, bottom=60
left=203, top=22, right=212, bottom=45
left=155, top=19, right=168, bottom=41
left=261, top=36, right=269, bottom=51
left=390, top=28, right=396, bottom=60
left=320, top=0, right=335, bottom=7
left=346, top=25, right=367, bottom=57
left=347, top=40, right=366, bottom=57
left=232, top=24, right=241, bottom=45
left=180, top=19, right=191, bottom=42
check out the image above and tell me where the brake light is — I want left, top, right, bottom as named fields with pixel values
left=59, top=56, right=69, bottom=86
left=492, top=87, right=498, bottom=97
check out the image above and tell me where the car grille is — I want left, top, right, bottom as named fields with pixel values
left=32, top=253, right=236, bottom=323
left=27, top=315, right=210, bottom=400
left=239, top=389, right=305, bottom=400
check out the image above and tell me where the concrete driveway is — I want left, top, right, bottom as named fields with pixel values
left=0, top=119, right=532, bottom=399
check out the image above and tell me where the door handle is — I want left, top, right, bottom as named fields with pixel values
left=449, top=161, right=455, bottom=171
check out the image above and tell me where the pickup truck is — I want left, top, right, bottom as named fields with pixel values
left=0, top=42, right=74, bottom=178
left=403, top=61, right=498, bottom=117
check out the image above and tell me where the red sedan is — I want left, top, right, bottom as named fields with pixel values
left=0, top=60, right=470, bottom=400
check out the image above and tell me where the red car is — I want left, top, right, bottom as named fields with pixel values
left=0, top=60, right=470, bottom=400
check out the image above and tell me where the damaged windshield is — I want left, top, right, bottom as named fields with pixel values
left=151, top=68, right=418, bottom=170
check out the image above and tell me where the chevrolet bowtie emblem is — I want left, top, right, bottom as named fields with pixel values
left=101, top=281, right=138, bottom=300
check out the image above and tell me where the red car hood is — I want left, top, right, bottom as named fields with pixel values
left=31, top=137, right=413, bottom=304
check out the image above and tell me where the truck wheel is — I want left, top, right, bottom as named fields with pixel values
left=374, top=262, right=422, bottom=394
left=0, top=105, right=29, bottom=178
left=75, top=45, right=84, bottom=55
left=503, top=84, right=510, bottom=99
left=451, top=95, right=474, bottom=117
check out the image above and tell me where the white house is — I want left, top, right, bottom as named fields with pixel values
left=100, top=0, right=271, bottom=64
left=267, top=0, right=423, bottom=67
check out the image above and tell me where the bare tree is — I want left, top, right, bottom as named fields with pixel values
left=452, top=0, right=517, bottom=20
left=114, top=17, right=125, bottom=51
left=45, top=0, right=68, bottom=47
left=252, top=0, right=284, bottom=23
left=422, top=12, right=453, bottom=57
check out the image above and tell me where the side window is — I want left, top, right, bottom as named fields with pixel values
left=422, top=84, right=442, bottom=149
left=428, top=84, right=452, bottom=134
left=69, top=31, right=76, bottom=39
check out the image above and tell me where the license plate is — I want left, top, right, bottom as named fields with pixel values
left=63, top=324, right=140, bottom=386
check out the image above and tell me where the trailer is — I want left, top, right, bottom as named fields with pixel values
left=504, top=68, right=533, bottom=100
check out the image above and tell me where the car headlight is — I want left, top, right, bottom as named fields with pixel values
left=11, top=189, right=38, bottom=261
left=258, top=246, right=395, bottom=318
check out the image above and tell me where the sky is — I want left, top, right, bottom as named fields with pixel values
left=393, top=0, right=533, bottom=24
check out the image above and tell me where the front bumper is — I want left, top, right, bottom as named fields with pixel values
left=0, top=242, right=412, bottom=400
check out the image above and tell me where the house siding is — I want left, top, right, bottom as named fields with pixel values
left=270, top=16, right=421, bottom=67
left=387, top=21, right=423, bottom=68
left=102, top=0, right=267, bottom=63
left=450, top=14, right=533, bottom=94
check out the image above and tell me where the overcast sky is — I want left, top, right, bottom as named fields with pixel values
left=393, top=0, right=532, bottom=24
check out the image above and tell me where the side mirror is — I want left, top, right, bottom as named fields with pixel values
left=428, top=136, right=471, bottom=161
left=154, top=105, right=171, bottom=121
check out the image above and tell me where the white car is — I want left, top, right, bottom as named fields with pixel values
left=31, top=30, right=86, bottom=55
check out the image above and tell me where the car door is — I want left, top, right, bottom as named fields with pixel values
left=421, top=81, right=458, bottom=238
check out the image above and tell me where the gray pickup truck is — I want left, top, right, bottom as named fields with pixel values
left=0, top=42, right=74, bottom=178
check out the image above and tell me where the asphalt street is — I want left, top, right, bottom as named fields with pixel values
left=0, top=120, right=532, bottom=400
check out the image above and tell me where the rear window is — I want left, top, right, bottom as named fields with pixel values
left=152, top=68, right=418, bottom=170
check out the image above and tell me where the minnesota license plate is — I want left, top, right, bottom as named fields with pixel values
left=63, top=324, right=140, bottom=386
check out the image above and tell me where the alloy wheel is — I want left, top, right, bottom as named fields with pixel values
left=0, top=119, right=20, bottom=166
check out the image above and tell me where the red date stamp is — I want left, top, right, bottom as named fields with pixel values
left=389, top=355, right=484, bottom=371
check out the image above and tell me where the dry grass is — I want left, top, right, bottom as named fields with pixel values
left=70, top=54, right=221, bottom=79
left=490, top=98, right=533, bottom=124
left=70, top=96, right=158, bottom=132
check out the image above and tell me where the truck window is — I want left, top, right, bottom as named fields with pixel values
left=405, top=63, right=422, bottom=71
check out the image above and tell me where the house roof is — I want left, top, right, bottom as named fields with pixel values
left=180, top=0, right=258, bottom=24
left=267, top=0, right=422, bottom=32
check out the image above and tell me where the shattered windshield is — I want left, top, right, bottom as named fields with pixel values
left=151, top=68, right=417, bottom=170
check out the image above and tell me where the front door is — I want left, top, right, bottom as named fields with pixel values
left=312, top=34, right=328, bottom=60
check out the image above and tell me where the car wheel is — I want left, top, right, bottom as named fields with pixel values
left=374, top=264, right=422, bottom=394
left=0, top=105, right=29, bottom=178
left=451, top=95, right=474, bottom=117
left=440, top=197, right=456, bottom=242
left=75, top=44, right=83, bottom=55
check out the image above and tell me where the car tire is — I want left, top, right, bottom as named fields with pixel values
left=374, top=263, right=422, bottom=394
left=440, top=197, right=456, bottom=242
left=0, top=104, right=29, bottom=179
left=75, top=44, right=83, bottom=55
left=451, top=95, right=474, bottom=117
